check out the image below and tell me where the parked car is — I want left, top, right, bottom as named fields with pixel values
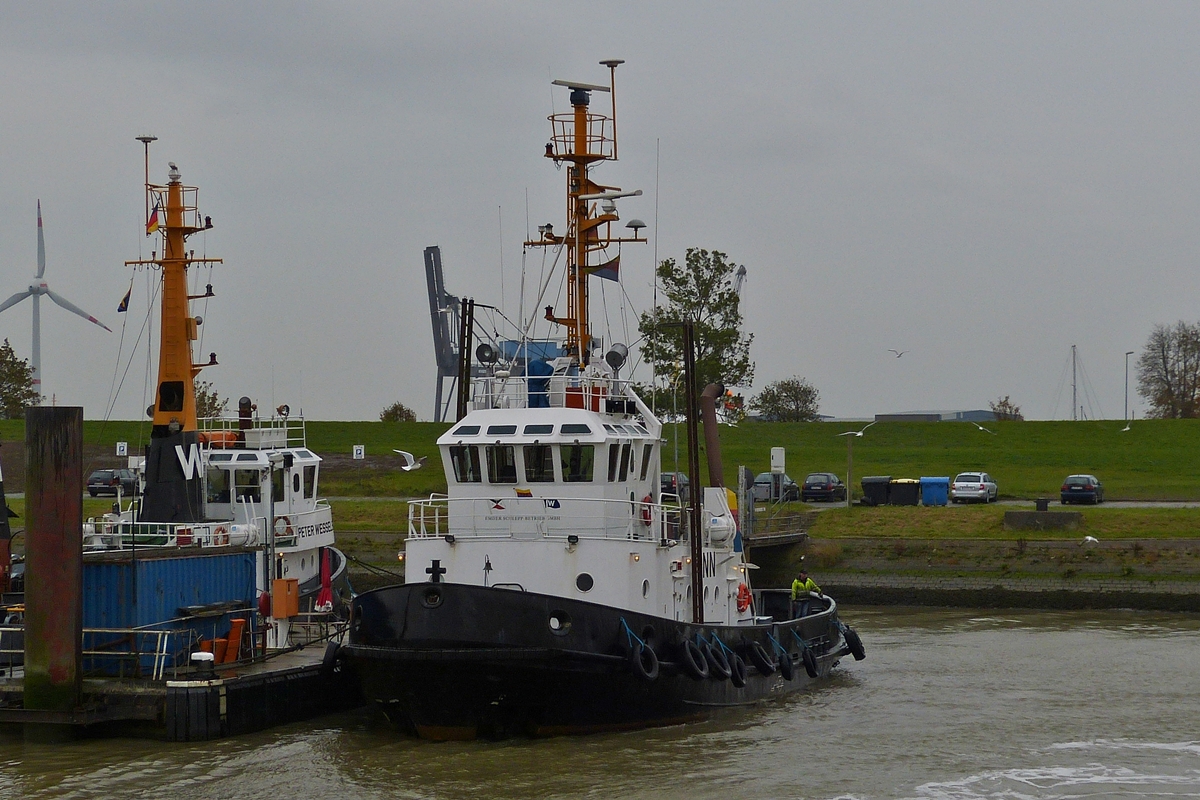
left=801, top=472, right=846, bottom=503
left=1061, top=474, right=1104, bottom=505
left=87, top=468, right=139, bottom=497
left=752, top=472, right=800, bottom=502
left=951, top=472, right=998, bottom=503
left=660, top=472, right=690, bottom=503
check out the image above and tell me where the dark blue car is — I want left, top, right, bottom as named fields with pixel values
left=1061, top=474, right=1104, bottom=505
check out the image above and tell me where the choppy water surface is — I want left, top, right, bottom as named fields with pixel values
left=2, top=607, right=1199, bottom=800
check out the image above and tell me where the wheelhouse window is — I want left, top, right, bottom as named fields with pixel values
left=486, top=445, right=518, bottom=483
left=234, top=469, right=261, bottom=502
left=619, top=443, right=632, bottom=481
left=450, top=445, right=481, bottom=483
left=206, top=468, right=231, bottom=503
left=271, top=468, right=285, bottom=502
left=523, top=445, right=555, bottom=482
left=561, top=444, right=594, bottom=482
left=303, top=465, right=317, bottom=497
left=640, top=444, right=653, bottom=480
left=608, top=443, right=621, bottom=482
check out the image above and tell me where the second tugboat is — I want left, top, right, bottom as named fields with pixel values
left=344, top=62, right=865, bottom=739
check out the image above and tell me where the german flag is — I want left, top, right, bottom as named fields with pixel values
left=146, top=202, right=161, bottom=235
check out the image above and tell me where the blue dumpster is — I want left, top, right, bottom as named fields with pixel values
left=920, top=476, right=950, bottom=506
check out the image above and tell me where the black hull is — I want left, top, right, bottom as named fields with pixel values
left=345, top=583, right=853, bottom=739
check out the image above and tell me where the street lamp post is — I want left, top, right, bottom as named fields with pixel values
left=837, top=422, right=876, bottom=508
left=1125, top=350, right=1135, bottom=422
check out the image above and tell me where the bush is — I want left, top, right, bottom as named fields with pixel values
left=380, top=402, right=417, bottom=423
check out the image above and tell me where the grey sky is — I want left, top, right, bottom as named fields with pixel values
left=0, top=2, right=1194, bottom=421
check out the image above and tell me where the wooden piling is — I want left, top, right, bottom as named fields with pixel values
left=23, top=407, right=83, bottom=714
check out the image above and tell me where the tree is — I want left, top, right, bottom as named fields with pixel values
left=637, top=249, right=754, bottom=412
left=751, top=376, right=820, bottom=422
left=1136, top=321, right=1200, bottom=419
left=989, top=395, right=1024, bottom=421
left=0, top=339, right=38, bottom=419
left=380, top=401, right=417, bottom=422
left=195, top=380, right=228, bottom=418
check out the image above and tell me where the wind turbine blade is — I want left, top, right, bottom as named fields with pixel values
left=45, top=290, right=112, bottom=332
left=36, top=200, right=46, bottom=279
left=0, top=291, right=32, bottom=314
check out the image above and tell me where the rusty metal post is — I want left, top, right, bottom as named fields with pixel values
left=23, top=407, right=83, bottom=714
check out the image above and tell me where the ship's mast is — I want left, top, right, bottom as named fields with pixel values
left=126, top=149, right=222, bottom=437
left=532, top=61, right=644, bottom=364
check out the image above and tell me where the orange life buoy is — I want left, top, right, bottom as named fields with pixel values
left=212, top=525, right=230, bottom=546
left=640, top=495, right=653, bottom=526
left=736, top=582, right=753, bottom=614
left=274, top=515, right=294, bottom=540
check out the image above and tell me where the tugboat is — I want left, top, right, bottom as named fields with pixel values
left=343, top=63, right=865, bottom=739
left=80, top=144, right=350, bottom=658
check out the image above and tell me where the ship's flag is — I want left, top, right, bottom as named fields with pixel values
left=146, top=202, right=161, bottom=235
left=515, top=488, right=533, bottom=498
left=543, top=498, right=561, bottom=509
left=585, top=254, right=620, bottom=282
left=117, top=286, right=132, bottom=313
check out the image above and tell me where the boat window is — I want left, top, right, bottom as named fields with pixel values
left=634, top=425, right=648, bottom=435
left=619, top=443, right=632, bottom=481
left=236, top=453, right=259, bottom=462
left=561, top=424, right=591, bottom=435
left=452, top=425, right=480, bottom=436
left=604, top=425, right=617, bottom=434
left=523, top=424, right=554, bottom=435
left=293, top=472, right=301, bottom=494
left=209, top=453, right=233, bottom=462
left=486, top=425, right=518, bottom=436
left=449, top=445, right=482, bottom=483
left=234, top=469, right=261, bottom=502
left=561, top=444, right=594, bottom=482
left=298, top=450, right=314, bottom=459
left=523, top=445, right=555, bottom=482
left=640, top=444, right=653, bottom=480
left=608, top=443, right=621, bottom=482
left=206, top=468, right=231, bottom=503
left=486, top=445, right=518, bottom=483
left=272, top=468, right=285, bottom=502
left=303, top=465, right=316, bottom=498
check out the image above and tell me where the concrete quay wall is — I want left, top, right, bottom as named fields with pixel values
left=823, top=573, right=1200, bottom=612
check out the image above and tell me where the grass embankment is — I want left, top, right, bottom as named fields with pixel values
left=3, top=418, right=1198, bottom=500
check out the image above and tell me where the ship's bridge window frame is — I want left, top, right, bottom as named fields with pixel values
left=206, top=466, right=232, bottom=503
left=486, top=444, right=518, bottom=484
left=523, top=443, right=555, bottom=482
left=523, top=424, right=554, bottom=436
left=486, top=425, right=518, bottom=436
left=561, top=443, right=594, bottom=482
left=234, top=468, right=261, bottom=502
left=452, top=425, right=480, bottom=436
left=449, top=444, right=482, bottom=483
left=560, top=424, right=592, bottom=436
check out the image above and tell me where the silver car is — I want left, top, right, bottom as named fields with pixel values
left=951, top=472, right=998, bottom=503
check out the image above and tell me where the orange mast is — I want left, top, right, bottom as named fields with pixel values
left=126, top=157, right=221, bottom=436
left=533, top=61, right=644, bottom=363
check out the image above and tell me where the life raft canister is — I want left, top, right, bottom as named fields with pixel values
left=736, top=582, right=753, bottom=613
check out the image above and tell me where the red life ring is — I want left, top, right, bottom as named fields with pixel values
left=212, top=525, right=230, bottom=546
left=274, top=516, right=294, bottom=540
left=640, top=495, right=653, bottom=526
left=736, top=582, right=753, bottom=613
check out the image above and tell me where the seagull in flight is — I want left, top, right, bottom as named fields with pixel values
left=393, top=449, right=427, bottom=472
left=971, top=422, right=996, bottom=435
left=888, top=349, right=908, bottom=358
left=837, top=421, right=877, bottom=438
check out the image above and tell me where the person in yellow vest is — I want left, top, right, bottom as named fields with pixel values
left=790, top=570, right=821, bottom=617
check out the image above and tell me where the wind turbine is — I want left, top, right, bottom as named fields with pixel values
left=0, top=201, right=111, bottom=402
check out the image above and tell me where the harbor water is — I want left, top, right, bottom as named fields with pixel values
left=2, top=606, right=1199, bottom=799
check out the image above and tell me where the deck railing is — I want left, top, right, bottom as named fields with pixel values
left=409, top=494, right=685, bottom=542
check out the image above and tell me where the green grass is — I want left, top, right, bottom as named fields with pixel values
left=2, top=417, right=1199, bottom=501
left=806, top=504, right=1200, bottom=540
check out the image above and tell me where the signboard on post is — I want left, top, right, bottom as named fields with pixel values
left=770, top=447, right=785, bottom=474
left=116, top=441, right=128, bottom=457
left=353, top=445, right=365, bottom=460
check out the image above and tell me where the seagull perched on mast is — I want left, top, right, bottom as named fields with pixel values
left=838, top=421, right=877, bottom=437
left=393, top=450, right=427, bottom=472
left=888, top=349, right=908, bottom=358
